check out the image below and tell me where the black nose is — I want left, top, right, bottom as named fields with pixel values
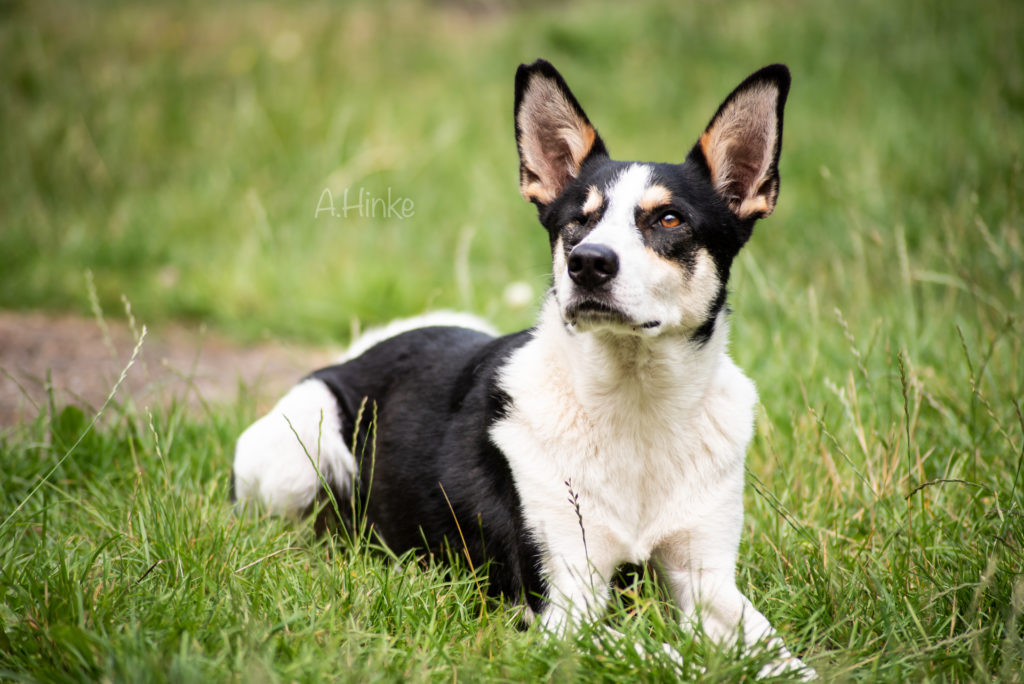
left=567, top=243, right=619, bottom=289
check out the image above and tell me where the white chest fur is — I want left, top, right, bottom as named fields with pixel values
left=491, top=299, right=758, bottom=574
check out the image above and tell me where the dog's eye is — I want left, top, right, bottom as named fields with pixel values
left=658, top=212, right=683, bottom=229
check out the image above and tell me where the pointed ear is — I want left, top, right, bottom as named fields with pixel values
left=690, top=64, right=790, bottom=221
left=514, top=59, right=607, bottom=206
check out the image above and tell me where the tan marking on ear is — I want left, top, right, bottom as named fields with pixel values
left=516, top=75, right=599, bottom=203
left=521, top=180, right=556, bottom=205
left=700, top=81, right=780, bottom=220
left=699, top=130, right=719, bottom=185
left=579, top=126, right=597, bottom=166
left=582, top=185, right=604, bottom=215
left=737, top=195, right=770, bottom=218
left=638, top=184, right=672, bottom=213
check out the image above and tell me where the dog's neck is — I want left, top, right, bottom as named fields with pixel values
left=535, top=295, right=730, bottom=417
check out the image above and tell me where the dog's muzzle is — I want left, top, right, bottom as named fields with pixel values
left=563, top=243, right=661, bottom=333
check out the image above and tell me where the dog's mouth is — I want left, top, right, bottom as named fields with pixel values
left=564, top=299, right=661, bottom=332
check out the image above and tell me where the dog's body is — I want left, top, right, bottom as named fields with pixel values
left=234, top=60, right=810, bottom=676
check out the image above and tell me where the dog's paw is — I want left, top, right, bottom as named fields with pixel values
left=599, top=628, right=688, bottom=670
left=756, top=656, right=816, bottom=680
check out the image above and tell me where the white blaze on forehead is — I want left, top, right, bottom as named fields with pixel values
left=580, top=164, right=652, bottom=250
left=604, top=164, right=654, bottom=224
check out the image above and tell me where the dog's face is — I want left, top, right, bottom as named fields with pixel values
left=514, top=61, right=790, bottom=341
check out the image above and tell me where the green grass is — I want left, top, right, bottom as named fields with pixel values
left=2, top=0, right=1023, bottom=680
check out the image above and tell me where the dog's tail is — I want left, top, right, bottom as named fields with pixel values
left=232, top=378, right=355, bottom=519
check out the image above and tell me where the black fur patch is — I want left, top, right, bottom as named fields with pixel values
left=310, top=327, right=547, bottom=612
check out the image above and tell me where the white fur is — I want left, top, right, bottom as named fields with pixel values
left=233, top=378, right=354, bottom=517
left=342, top=310, right=498, bottom=361
left=491, top=297, right=809, bottom=676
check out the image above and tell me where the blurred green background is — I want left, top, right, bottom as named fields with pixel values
left=2, top=2, right=1024, bottom=680
left=2, top=0, right=1019, bottom=347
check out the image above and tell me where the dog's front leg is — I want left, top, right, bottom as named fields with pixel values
left=655, top=545, right=814, bottom=679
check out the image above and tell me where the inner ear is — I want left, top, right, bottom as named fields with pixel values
left=515, top=60, right=607, bottom=206
left=694, top=65, right=790, bottom=221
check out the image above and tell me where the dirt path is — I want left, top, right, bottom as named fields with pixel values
left=0, top=311, right=336, bottom=427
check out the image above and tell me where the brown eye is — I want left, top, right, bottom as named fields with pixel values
left=659, top=212, right=683, bottom=229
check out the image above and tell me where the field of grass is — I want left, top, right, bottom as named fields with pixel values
left=2, top=0, right=1023, bottom=680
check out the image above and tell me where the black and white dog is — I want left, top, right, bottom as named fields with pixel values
left=234, top=60, right=810, bottom=676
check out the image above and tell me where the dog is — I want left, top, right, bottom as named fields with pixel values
left=233, top=59, right=811, bottom=677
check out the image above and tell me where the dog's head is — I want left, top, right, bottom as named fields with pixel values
left=514, top=60, right=790, bottom=341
